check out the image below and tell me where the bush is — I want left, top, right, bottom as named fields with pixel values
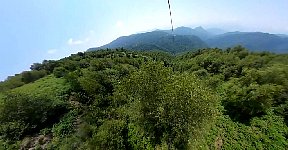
left=53, top=67, right=68, bottom=78
left=21, top=70, right=47, bottom=83
left=89, top=119, right=127, bottom=150
left=117, top=62, right=218, bottom=148
left=52, top=110, right=78, bottom=137
left=0, top=93, right=68, bottom=140
left=127, top=123, right=153, bottom=150
left=222, top=79, right=281, bottom=123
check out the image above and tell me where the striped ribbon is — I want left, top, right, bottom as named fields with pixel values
left=168, top=0, right=174, bottom=33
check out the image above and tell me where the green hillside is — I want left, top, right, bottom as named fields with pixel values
left=206, top=32, right=288, bottom=53
left=1, top=47, right=288, bottom=149
left=10, top=75, right=70, bottom=99
left=87, top=27, right=288, bottom=54
left=88, top=31, right=207, bottom=53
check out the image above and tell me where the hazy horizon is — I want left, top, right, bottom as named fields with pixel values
left=1, top=0, right=288, bottom=81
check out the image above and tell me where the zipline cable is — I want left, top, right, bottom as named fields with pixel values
left=168, top=0, right=174, bottom=33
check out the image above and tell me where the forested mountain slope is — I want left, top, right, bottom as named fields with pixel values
left=1, top=47, right=288, bottom=149
left=88, top=27, right=288, bottom=54
left=88, top=31, right=207, bottom=54
left=163, top=26, right=214, bottom=40
left=207, top=32, right=288, bottom=53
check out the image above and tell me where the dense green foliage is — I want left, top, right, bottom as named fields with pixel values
left=0, top=47, right=288, bottom=149
left=0, top=93, right=67, bottom=140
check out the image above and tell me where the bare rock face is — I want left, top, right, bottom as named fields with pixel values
left=20, top=134, right=52, bottom=150
left=215, top=136, right=223, bottom=150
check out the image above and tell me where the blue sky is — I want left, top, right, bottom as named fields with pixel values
left=1, top=0, right=288, bottom=81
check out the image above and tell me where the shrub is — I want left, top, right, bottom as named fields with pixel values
left=52, top=110, right=78, bottom=137
left=53, top=67, right=68, bottom=78
left=0, top=93, right=68, bottom=140
left=117, top=62, right=218, bottom=148
left=222, top=79, right=281, bottom=123
left=89, top=119, right=127, bottom=150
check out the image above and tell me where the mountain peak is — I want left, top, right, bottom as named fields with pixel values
left=194, top=26, right=205, bottom=31
left=88, top=26, right=288, bottom=53
left=88, top=30, right=207, bottom=53
left=172, top=26, right=211, bottom=40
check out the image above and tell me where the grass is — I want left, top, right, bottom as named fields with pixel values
left=10, top=75, right=71, bottom=102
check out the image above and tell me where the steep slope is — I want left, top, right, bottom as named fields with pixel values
left=206, top=32, right=288, bottom=53
left=88, top=31, right=208, bottom=53
left=1, top=49, right=288, bottom=149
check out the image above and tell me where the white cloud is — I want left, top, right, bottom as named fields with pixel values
left=47, top=49, right=57, bottom=54
left=67, top=38, right=85, bottom=45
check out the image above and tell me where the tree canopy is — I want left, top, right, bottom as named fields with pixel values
left=0, top=48, right=288, bottom=149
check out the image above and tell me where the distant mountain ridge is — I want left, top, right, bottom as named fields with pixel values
left=207, top=32, right=288, bottom=53
left=88, top=26, right=288, bottom=53
left=88, top=31, right=207, bottom=53
left=164, top=26, right=213, bottom=40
